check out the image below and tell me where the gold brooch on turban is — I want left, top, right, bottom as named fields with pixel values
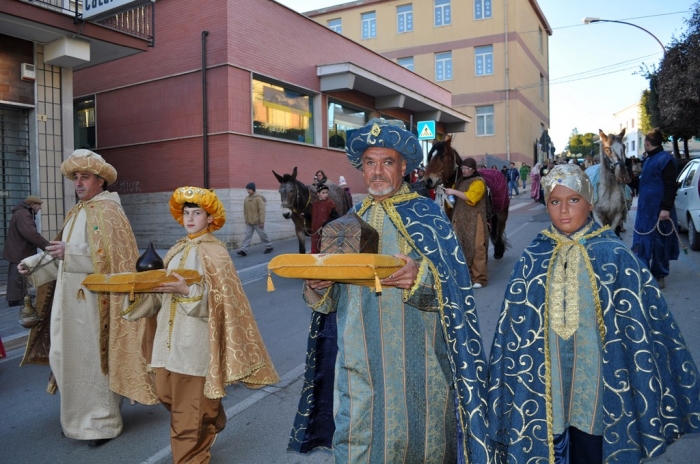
left=169, top=187, right=226, bottom=232
left=60, top=149, right=118, bottom=185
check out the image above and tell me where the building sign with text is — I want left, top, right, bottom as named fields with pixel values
left=82, top=0, right=145, bottom=20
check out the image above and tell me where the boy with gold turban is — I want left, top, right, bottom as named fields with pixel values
left=123, top=187, right=279, bottom=463
left=487, top=164, right=700, bottom=463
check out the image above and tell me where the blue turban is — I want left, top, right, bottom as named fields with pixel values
left=346, top=118, right=423, bottom=173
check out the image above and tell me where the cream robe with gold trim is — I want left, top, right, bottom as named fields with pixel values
left=23, top=191, right=156, bottom=440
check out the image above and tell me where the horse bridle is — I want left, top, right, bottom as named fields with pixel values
left=603, top=147, right=626, bottom=171
left=282, top=181, right=310, bottom=215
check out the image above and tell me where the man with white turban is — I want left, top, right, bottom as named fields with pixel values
left=20, top=149, right=156, bottom=447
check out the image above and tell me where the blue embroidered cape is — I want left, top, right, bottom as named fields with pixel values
left=487, top=221, right=700, bottom=463
left=289, top=188, right=490, bottom=463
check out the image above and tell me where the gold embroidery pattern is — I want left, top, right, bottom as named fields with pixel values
left=163, top=235, right=279, bottom=398
left=359, top=185, right=482, bottom=462
left=541, top=222, right=608, bottom=461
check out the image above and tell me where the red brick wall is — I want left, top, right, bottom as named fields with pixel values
left=0, top=35, right=34, bottom=105
left=74, top=0, right=443, bottom=197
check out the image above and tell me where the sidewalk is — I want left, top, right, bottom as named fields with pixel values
left=0, top=237, right=305, bottom=353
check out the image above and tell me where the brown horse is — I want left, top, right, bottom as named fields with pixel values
left=273, top=167, right=351, bottom=254
left=595, top=129, right=631, bottom=235
left=424, top=138, right=510, bottom=259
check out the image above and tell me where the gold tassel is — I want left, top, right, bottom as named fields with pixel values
left=374, top=272, right=382, bottom=293
left=76, top=288, right=85, bottom=301
left=130, top=288, right=135, bottom=301
left=267, top=272, right=275, bottom=292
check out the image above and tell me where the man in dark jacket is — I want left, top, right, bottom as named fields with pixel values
left=3, top=195, right=50, bottom=310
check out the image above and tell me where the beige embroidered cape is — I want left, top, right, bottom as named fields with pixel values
left=162, top=236, right=279, bottom=398
left=22, top=191, right=157, bottom=408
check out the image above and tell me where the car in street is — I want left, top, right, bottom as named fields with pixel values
left=675, top=158, right=700, bottom=251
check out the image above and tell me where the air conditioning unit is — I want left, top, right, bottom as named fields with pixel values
left=21, top=63, right=36, bottom=82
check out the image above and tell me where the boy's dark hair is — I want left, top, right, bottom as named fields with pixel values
left=183, top=202, right=203, bottom=210
left=317, top=184, right=329, bottom=193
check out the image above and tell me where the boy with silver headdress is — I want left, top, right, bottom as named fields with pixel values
left=487, top=164, right=700, bottom=463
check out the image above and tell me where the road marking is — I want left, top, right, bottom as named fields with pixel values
left=142, top=363, right=307, bottom=463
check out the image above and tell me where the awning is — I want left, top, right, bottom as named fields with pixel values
left=318, top=62, right=470, bottom=133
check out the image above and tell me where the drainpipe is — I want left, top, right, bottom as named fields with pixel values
left=504, top=0, right=510, bottom=161
left=202, top=31, right=209, bottom=188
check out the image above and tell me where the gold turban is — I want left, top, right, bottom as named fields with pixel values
left=169, top=186, right=226, bottom=232
left=60, top=149, right=118, bottom=185
left=542, top=164, right=593, bottom=205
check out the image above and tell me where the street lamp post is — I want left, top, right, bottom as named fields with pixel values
left=582, top=17, right=666, bottom=54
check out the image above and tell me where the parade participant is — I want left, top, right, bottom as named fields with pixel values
left=632, top=128, right=679, bottom=289
left=487, top=164, right=700, bottom=464
left=310, top=184, right=339, bottom=254
left=123, top=186, right=279, bottom=463
left=445, top=157, right=489, bottom=288
left=19, top=149, right=157, bottom=447
left=290, top=119, right=489, bottom=463
left=3, top=195, right=49, bottom=313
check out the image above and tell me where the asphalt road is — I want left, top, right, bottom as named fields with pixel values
left=1, top=195, right=699, bottom=463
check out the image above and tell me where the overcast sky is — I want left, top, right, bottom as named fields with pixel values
left=275, top=0, right=695, bottom=152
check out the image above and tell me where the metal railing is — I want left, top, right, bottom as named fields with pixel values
left=23, top=0, right=155, bottom=46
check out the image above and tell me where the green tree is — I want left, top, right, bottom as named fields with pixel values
left=566, top=130, right=598, bottom=157
left=653, top=1, right=700, bottom=158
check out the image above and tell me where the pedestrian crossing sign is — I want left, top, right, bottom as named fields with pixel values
left=417, top=121, right=436, bottom=140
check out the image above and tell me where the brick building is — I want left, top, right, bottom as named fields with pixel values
left=72, top=0, right=469, bottom=248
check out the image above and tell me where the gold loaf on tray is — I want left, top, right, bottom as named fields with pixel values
left=82, top=269, right=203, bottom=297
left=267, top=253, right=404, bottom=292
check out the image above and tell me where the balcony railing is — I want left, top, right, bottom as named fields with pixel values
left=24, top=0, right=155, bottom=46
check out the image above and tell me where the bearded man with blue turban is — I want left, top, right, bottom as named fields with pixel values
left=287, top=119, right=489, bottom=463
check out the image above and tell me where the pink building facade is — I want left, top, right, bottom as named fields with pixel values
left=73, top=0, right=469, bottom=248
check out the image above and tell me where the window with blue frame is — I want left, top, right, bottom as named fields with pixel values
left=434, top=0, right=451, bottom=27
left=474, top=0, right=492, bottom=20
left=397, top=4, right=413, bottom=33
left=476, top=105, right=494, bottom=136
left=328, top=18, right=342, bottom=33
left=362, top=12, right=377, bottom=39
left=435, top=51, right=452, bottom=81
left=475, top=45, right=493, bottom=76
left=398, top=56, right=414, bottom=71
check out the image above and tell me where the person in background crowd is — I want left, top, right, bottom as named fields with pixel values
left=3, top=195, right=50, bottom=315
left=338, top=175, right=353, bottom=206
left=19, top=149, right=157, bottom=448
left=313, top=170, right=328, bottom=187
left=445, top=157, right=489, bottom=288
left=506, top=162, right=520, bottom=198
left=292, top=118, right=489, bottom=463
left=632, top=128, right=679, bottom=289
left=487, top=164, right=700, bottom=464
left=310, top=184, right=339, bottom=254
left=520, top=162, right=530, bottom=190
left=530, top=162, right=542, bottom=203
left=237, top=182, right=273, bottom=256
